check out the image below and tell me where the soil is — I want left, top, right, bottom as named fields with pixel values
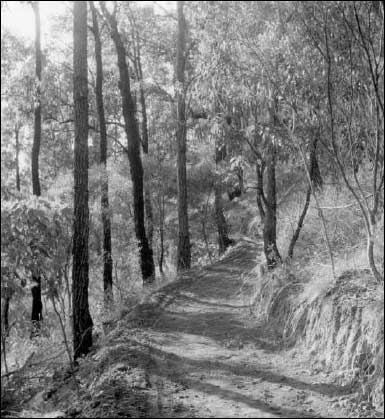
left=84, top=239, right=355, bottom=418
left=19, top=239, right=374, bottom=418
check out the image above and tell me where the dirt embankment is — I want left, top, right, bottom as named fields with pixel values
left=252, top=263, right=384, bottom=414
left=13, top=239, right=383, bottom=418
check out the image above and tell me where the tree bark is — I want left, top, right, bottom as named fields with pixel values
left=263, top=147, right=281, bottom=268
left=100, top=2, right=155, bottom=283
left=72, top=0, right=93, bottom=360
left=1, top=289, right=13, bottom=338
left=201, top=193, right=213, bottom=262
left=144, top=186, right=154, bottom=248
left=133, top=27, right=154, bottom=250
left=256, top=161, right=266, bottom=222
left=30, top=273, right=43, bottom=337
left=214, top=179, right=234, bottom=254
left=90, top=1, right=113, bottom=307
left=31, top=1, right=43, bottom=334
left=176, top=1, right=191, bottom=271
left=262, top=95, right=282, bottom=269
left=157, top=170, right=165, bottom=274
left=31, top=1, right=41, bottom=197
left=158, top=208, right=164, bottom=274
left=15, top=124, right=21, bottom=192
left=287, top=135, right=321, bottom=260
left=287, top=185, right=311, bottom=260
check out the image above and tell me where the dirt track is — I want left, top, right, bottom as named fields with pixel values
left=99, top=239, right=352, bottom=418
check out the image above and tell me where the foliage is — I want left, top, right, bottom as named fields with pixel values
left=1, top=197, right=72, bottom=307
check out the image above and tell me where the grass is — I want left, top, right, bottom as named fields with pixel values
left=246, top=177, right=384, bottom=411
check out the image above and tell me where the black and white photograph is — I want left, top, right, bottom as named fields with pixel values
left=1, top=1, right=384, bottom=417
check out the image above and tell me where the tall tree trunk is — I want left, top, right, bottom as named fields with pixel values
left=263, top=144, right=281, bottom=268
left=202, top=192, right=213, bottom=263
left=30, top=270, right=43, bottom=337
left=15, top=124, right=20, bottom=192
left=213, top=110, right=233, bottom=254
left=100, top=2, right=155, bottom=283
left=176, top=1, right=191, bottom=271
left=30, top=1, right=43, bottom=335
left=157, top=167, right=165, bottom=274
left=214, top=179, right=234, bottom=254
left=262, top=94, right=282, bottom=269
left=2, top=298, right=10, bottom=337
left=287, top=135, right=322, bottom=260
left=1, top=289, right=13, bottom=338
left=287, top=185, right=311, bottom=260
left=127, top=4, right=154, bottom=251
left=158, top=198, right=165, bottom=274
left=31, top=1, right=41, bottom=197
left=144, top=186, right=153, bottom=249
left=72, top=0, right=93, bottom=360
left=135, top=34, right=154, bottom=250
left=139, top=80, right=154, bottom=250
left=256, top=162, right=266, bottom=222
left=90, top=1, right=113, bottom=307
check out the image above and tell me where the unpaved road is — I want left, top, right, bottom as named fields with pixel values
left=98, top=239, right=352, bottom=418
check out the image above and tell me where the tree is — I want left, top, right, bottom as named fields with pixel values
left=30, top=0, right=43, bottom=335
left=296, top=1, right=384, bottom=281
left=90, top=1, right=113, bottom=306
left=100, top=1, right=155, bottom=284
left=262, top=96, right=282, bottom=268
left=287, top=135, right=322, bottom=260
left=213, top=113, right=234, bottom=254
left=176, top=1, right=191, bottom=270
left=125, top=4, right=154, bottom=250
left=72, top=0, right=93, bottom=360
left=31, top=1, right=42, bottom=197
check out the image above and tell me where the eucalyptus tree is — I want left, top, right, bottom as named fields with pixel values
left=175, top=1, right=191, bottom=270
left=72, top=0, right=93, bottom=359
left=90, top=1, right=113, bottom=306
left=296, top=1, right=384, bottom=281
left=100, top=1, right=155, bottom=283
left=30, top=0, right=43, bottom=334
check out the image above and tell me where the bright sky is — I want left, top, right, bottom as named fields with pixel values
left=1, top=1, right=176, bottom=43
left=1, top=1, right=69, bottom=42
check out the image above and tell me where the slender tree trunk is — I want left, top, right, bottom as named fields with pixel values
left=90, top=1, right=113, bottom=307
left=213, top=110, right=233, bottom=254
left=214, top=179, right=234, bottom=254
left=137, top=52, right=154, bottom=250
left=101, top=2, right=155, bottom=283
left=263, top=143, right=282, bottom=268
left=176, top=1, right=191, bottom=271
left=144, top=186, right=154, bottom=248
left=158, top=176, right=165, bottom=274
left=159, top=219, right=164, bottom=274
left=201, top=194, right=213, bottom=263
left=31, top=1, right=41, bottom=197
left=72, top=0, right=93, bottom=360
left=262, top=95, right=282, bottom=269
left=15, top=124, right=20, bottom=192
left=1, top=289, right=13, bottom=338
left=31, top=1, right=43, bottom=335
left=128, top=5, right=155, bottom=251
left=256, top=162, right=266, bottom=222
left=30, top=268, right=43, bottom=338
left=287, top=135, right=321, bottom=260
left=139, top=88, right=154, bottom=250
left=2, top=298, right=10, bottom=337
left=287, top=186, right=311, bottom=260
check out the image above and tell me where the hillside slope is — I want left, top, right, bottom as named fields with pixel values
left=29, top=239, right=371, bottom=418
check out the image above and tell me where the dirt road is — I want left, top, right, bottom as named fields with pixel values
left=91, top=239, right=352, bottom=418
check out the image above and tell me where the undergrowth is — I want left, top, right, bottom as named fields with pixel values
left=249, top=181, right=384, bottom=413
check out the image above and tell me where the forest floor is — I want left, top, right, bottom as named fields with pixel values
left=20, top=239, right=369, bottom=418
